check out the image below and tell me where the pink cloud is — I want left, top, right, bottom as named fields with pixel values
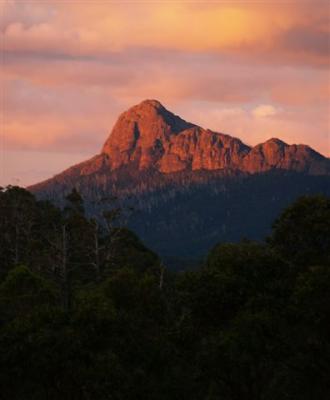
left=1, top=1, right=329, bottom=67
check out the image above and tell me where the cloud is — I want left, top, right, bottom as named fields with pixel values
left=281, top=25, right=330, bottom=56
left=0, top=150, right=89, bottom=187
left=3, top=47, right=329, bottom=104
left=1, top=1, right=329, bottom=66
left=252, top=105, right=278, bottom=118
left=0, top=0, right=56, bottom=30
left=1, top=79, right=122, bottom=153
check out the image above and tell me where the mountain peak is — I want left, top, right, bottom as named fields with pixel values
left=29, top=100, right=330, bottom=199
left=124, top=99, right=166, bottom=116
left=136, top=99, right=164, bottom=109
left=264, top=137, right=287, bottom=147
left=98, top=101, right=329, bottom=174
left=101, top=100, right=194, bottom=170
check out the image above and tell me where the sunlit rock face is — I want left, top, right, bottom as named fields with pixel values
left=102, top=99, right=194, bottom=171
left=100, top=100, right=328, bottom=175
left=101, top=99, right=251, bottom=173
left=159, top=127, right=250, bottom=172
left=241, top=138, right=327, bottom=174
left=30, top=99, right=329, bottom=194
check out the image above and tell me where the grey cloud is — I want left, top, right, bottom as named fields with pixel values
left=280, top=25, right=330, bottom=56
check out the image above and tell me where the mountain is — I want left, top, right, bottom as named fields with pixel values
left=32, top=99, right=329, bottom=181
left=30, top=100, right=330, bottom=262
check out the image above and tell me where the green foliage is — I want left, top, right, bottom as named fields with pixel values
left=177, top=242, right=290, bottom=330
left=0, top=186, right=38, bottom=274
left=64, top=187, right=85, bottom=217
left=104, top=228, right=160, bottom=274
left=0, top=191, right=329, bottom=399
left=0, top=265, right=57, bottom=321
left=269, top=195, right=330, bottom=266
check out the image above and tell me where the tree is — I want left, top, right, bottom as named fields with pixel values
left=174, top=242, right=293, bottom=399
left=0, top=186, right=38, bottom=275
left=0, top=265, right=57, bottom=321
left=275, top=265, right=330, bottom=400
left=268, top=195, right=330, bottom=267
left=193, top=241, right=290, bottom=325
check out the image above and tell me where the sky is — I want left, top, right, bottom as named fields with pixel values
left=1, top=0, right=329, bottom=186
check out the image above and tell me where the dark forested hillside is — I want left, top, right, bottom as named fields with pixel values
left=0, top=186, right=330, bottom=399
left=31, top=168, right=330, bottom=260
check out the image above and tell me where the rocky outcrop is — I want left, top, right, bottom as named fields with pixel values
left=102, top=99, right=194, bottom=170
left=100, top=99, right=329, bottom=175
left=101, top=100, right=252, bottom=172
left=158, top=127, right=249, bottom=172
left=30, top=99, right=330, bottom=194
left=242, top=138, right=328, bottom=174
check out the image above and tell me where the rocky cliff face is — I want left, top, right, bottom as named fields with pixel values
left=91, top=99, right=329, bottom=176
left=30, top=99, right=329, bottom=192
left=102, top=99, right=194, bottom=171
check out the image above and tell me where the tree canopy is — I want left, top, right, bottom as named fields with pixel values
left=0, top=187, right=329, bottom=399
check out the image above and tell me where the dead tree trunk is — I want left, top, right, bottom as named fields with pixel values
left=93, top=221, right=101, bottom=282
left=61, top=224, right=70, bottom=312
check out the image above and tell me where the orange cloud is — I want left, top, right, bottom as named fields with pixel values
left=1, top=1, right=329, bottom=66
left=252, top=105, right=278, bottom=118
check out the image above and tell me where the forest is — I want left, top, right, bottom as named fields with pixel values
left=0, top=186, right=329, bottom=399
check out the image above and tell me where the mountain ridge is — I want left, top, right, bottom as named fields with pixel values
left=28, top=99, right=330, bottom=259
left=30, top=99, right=329, bottom=193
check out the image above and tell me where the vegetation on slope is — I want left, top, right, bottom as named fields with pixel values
left=0, top=186, right=329, bottom=399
